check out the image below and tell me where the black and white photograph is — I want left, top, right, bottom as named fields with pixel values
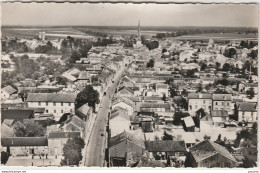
left=0, top=0, right=259, bottom=169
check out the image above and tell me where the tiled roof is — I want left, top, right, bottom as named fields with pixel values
left=48, top=131, right=81, bottom=139
left=2, top=85, right=17, bottom=95
left=27, top=93, right=77, bottom=103
left=190, top=140, right=237, bottom=163
left=118, top=87, right=134, bottom=94
left=213, top=94, right=232, bottom=101
left=9, top=107, right=45, bottom=113
left=145, top=140, right=187, bottom=152
left=140, top=103, right=170, bottom=109
left=1, top=137, right=48, bottom=146
left=237, top=102, right=257, bottom=112
left=109, top=131, right=145, bottom=148
left=1, top=110, right=34, bottom=121
left=188, top=93, right=212, bottom=99
left=75, top=104, right=91, bottom=119
left=110, top=109, right=129, bottom=120
left=61, top=116, right=85, bottom=129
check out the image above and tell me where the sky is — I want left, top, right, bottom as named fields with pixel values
left=1, top=3, right=259, bottom=27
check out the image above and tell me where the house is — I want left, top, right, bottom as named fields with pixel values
left=27, top=93, right=77, bottom=121
left=1, top=85, right=17, bottom=99
left=1, top=110, right=34, bottom=123
left=109, top=131, right=145, bottom=167
left=189, top=140, right=237, bottom=168
left=145, top=140, right=187, bottom=161
left=75, top=104, right=93, bottom=121
left=111, top=97, right=134, bottom=116
left=47, top=131, right=81, bottom=156
left=140, top=117, right=154, bottom=132
left=109, top=108, right=130, bottom=137
left=183, top=116, right=195, bottom=132
left=155, top=83, right=169, bottom=97
left=59, top=115, right=85, bottom=133
left=236, top=102, right=257, bottom=123
left=212, top=94, right=232, bottom=114
left=211, top=110, right=229, bottom=125
left=188, top=93, right=212, bottom=116
left=1, top=137, right=48, bottom=156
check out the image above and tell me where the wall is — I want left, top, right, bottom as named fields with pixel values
left=28, top=102, right=75, bottom=121
left=188, top=99, right=212, bottom=116
left=238, top=111, right=258, bottom=122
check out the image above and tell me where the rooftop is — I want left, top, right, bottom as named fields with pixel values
left=1, top=137, right=48, bottom=146
left=27, top=93, right=77, bottom=103
left=145, top=140, right=186, bottom=152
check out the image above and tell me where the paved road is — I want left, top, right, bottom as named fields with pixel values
left=85, top=65, right=126, bottom=167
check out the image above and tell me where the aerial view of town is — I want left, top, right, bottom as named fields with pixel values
left=0, top=2, right=258, bottom=168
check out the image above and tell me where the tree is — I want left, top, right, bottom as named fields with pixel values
left=215, top=62, right=221, bottom=71
left=233, top=103, right=238, bottom=121
left=173, top=112, right=189, bottom=126
left=69, top=50, right=81, bottom=63
left=239, top=156, right=257, bottom=168
left=246, top=87, right=255, bottom=99
left=250, top=50, right=258, bottom=59
left=162, top=48, right=167, bottom=54
left=224, top=48, right=237, bottom=58
left=185, top=69, right=197, bottom=78
left=13, top=119, right=45, bottom=137
left=162, top=94, right=167, bottom=102
left=162, top=131, right=173, bottom=140
left=196, top=84, right=203, bottom=93
left=169, top=87, right=178, bottom=98
left=75, top=85, right=100, bottom=111
left=147, top=59, right=155, bottom=68
left=61, top=137, right=85, bottom=166
left=200, top=63, right=207, bottom=71
left=222, top=63, right=231, bottom=71
left=61, top=149, right=81, bottom=166
left=56, top=76, right=68, bottom=85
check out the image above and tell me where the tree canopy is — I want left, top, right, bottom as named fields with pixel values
left=13, top=119, right=45, bottom=137
left=61, top=137, right=85, bottom=166
left=75, top=85, right=100, bottom=111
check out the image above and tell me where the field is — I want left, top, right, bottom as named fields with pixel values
left=1, top=27, right=91, bottom=40
left=1, top=26, right=258, bottom=40
left=176, top=33, right=258, bottom=41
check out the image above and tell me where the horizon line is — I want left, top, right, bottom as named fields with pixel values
left=1, top=25, right=258, bottom=29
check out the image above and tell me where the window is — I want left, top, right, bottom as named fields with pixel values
left=189, top=105, right=192, bottom=110
left=61, top=110, right=63, bottom=113
left=242, top=112, right=245, bottom=115
left=46, top=102, right=48, bottom=106
left=203, top=100, right=206, bottom=104
left=38, top=102, right=41, bottom=106
left=61, top=102, right=63, bottom=106
left=53, top=102, right=56, bottom=106
left=68, top=103, right=71, bottom=106
left=46, top=109, right=48, bottom=113
left=54, top=110, right=56, bottom=113
left=222, top=102, right=224, bottom=106
left=227, top=102, right=229, bottom=106
left=251, top=112, right=254, bottom=116
left=70, top=109, right=73, bottom=113
left=195, top=105, right=198, bottom=109
left=215, top=102, right=218, bottom=105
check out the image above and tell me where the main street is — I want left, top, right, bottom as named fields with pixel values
left=84, top=64, right=126, bottom=167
